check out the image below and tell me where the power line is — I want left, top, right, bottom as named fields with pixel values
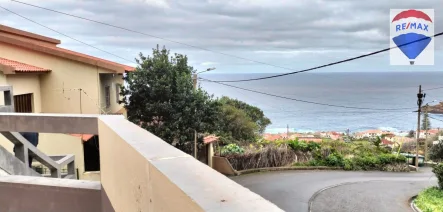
left=0, top=5, right=134, bottom=64
left=11, top=0, right=443, bottom=83
left=9, top=0, right=289, bottom=68
left=207, top=29, right=442, bottom=82
left=429, top=115, right=443, bottom=123
left=423, top=86, right=443, bottom=91
left=200, top=77, right=416, bottom=111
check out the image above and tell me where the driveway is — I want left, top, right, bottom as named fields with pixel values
left=231, top=168, right=437, bottom=212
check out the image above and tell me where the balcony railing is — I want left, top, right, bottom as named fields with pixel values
left=0, top=112, right=283, bottom=212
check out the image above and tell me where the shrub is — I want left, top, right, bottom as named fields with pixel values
left=225, top=145, right=297, bottom=170
left=430, top=142, right=443, bottom=162
left=221, top=144, right=244, bottom=155
left=433, top=164, right=443, bottom=190
left=343, top=158, right=354, bottom=170
left=325, top=153, right=344, bottom=167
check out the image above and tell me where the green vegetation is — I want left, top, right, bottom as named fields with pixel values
left=215, top=96, right=271, bottom=145
left=415, top=187, right=443, bottom=212
left=122, top=46, right=271, bottom=154
left=122, top=46, right=219, bottom=154
left=433, top=163, right=443, bottom=189
left=221, top=144, right=245, bottom=155
left=430, top=142, right=443, bottom=162
left=421, top=112, right=431, bottom=130
left=293, top=140, right=407, bottom=171
left=221, top=138, right=407, bottom=171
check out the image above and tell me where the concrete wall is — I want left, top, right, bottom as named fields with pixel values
left=98, top=115, right=283, bottom=212
left=213, top=156, right=238, bottom=176
left=83, top=171, right=101, bottom=181
left=99, top=73, right=124, bottom=114
left=0, top=144, right=40, bottom=176
left=37, top=133, right=85, bottom=178
left=0, top=175, right=101, bottom=212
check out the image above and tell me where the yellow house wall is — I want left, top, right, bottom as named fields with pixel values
left=0, top=42, right=125, bottom=180
left=37, top=133, right=85, bottom=177
left=0, top=72, right=6, bottom=105
left=99, top=73, right=124, bottom=114
left=6, top=74, right=42, bottom=113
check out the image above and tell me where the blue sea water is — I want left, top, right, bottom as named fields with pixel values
left=200, top=72, right=443, bottom=134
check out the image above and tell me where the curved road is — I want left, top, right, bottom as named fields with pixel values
left=231, top=168, right=437, bottom=212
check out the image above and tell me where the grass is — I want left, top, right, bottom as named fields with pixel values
left=415, top=187, right=443, bottom=212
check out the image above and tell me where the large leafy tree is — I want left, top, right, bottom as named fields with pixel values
left=218, top=96, right=271, bottom=134
left=121, top=46, right=219, bottom=154
left=216, top=96, right=271, bottom=144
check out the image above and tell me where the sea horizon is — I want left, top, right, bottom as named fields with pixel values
left=201, top=71, right=443, bottom=134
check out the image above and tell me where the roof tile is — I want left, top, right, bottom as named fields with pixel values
left=0, top=57, right=51, bottom=72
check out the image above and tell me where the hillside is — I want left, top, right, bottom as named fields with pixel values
left=426, top=102, right=443, bottom=114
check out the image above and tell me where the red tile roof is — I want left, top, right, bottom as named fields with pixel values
left=43, top=45, right=135, bottom=72
left=204, top=135, right=219, bottom=144
left=0, top=57, right=51, bottom=72
left=68, top=134, right=95, bottom=142
left=0, top=24, right=135, bottom=73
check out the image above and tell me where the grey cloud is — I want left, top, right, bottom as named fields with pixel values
left=1, top=0, right=441, bottom=71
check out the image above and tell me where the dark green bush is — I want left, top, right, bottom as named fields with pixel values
left=325, top=153, right=344, bottom=167
left=433, top=163, right=443, bottom=190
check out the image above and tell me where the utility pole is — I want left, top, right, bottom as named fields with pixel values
left=193, top=73, right=198, bottom=159
left=192, top=67, right=216, bottom=159
left=424, top=104, right=429, bottom=161
left=415, top=85, right=425, bottom=168
left=287, top=124, right=289, bottom=140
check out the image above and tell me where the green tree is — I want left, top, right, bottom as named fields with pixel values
left=421, top=112, right=431, bottom=130
left=216, top=102, right=259, bottom=145
left=218, top=96, right=271, bottom=134
left=121, top=46, right=219, bottom=154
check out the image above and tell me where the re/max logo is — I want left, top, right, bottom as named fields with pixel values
left=396, top=22, right=429, bottom=32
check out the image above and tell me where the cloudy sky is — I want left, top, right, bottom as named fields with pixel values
left=0, top=0, right=441, bottom=74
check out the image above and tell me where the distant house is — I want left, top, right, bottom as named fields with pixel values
left=418, top=129, right=439, bottom=139
left=263, top=134, right=282, bottom=141
left=381, top=139, right=394, bottom=148
left=384, top=134, right=396, bottom=142
left=320, top=131, right=342, bottom=140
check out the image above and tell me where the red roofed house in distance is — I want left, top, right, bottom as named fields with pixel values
left=390, top=9, right=434, bottom=65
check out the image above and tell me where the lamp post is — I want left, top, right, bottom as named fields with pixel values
left=192, top=67, right=216, bottom=159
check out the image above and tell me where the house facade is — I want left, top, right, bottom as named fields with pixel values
left=0, top=24, right=134, bottom=180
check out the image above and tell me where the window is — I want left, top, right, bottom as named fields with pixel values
left=14, top=93, right=33, bottom=113
left=115, top=83, right=121, bottom=103
left=105, top=86, right=110, bottom=108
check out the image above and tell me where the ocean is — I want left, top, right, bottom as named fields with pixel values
left=200, top=72, right=443, bottom=134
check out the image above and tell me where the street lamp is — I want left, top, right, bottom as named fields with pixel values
left=192, top=67, right=216, bottom=159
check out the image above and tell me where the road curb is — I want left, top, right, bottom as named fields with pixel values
left=409, top=195, right=423, bottom=212
left=237, top=166, right=343, bottom=175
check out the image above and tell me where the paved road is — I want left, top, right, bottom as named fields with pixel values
left=231, top=168, right=437, bottom=212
